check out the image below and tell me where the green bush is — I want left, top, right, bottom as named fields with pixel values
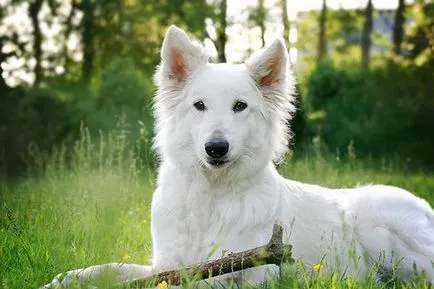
left=306, top=61, right=434, bottom=166
left=306, top=61, right=347, bottom=110
left=0, top=85, right=80, bottom=176
left=94, top=57, right=155, bottom=166
left=86, top=57, right=155, bottom=133
left=99, top=58, right=152, bottom=111
left=0, top=58, right=156, bottom=177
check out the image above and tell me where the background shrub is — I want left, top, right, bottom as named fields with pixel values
left=305, top=60, right=434, bottom=167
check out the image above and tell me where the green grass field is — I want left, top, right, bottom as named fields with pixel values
left=1, top=136, right=434, bottom=289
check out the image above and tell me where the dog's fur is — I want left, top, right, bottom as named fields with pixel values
left=43, top=25, right=434, bottom=288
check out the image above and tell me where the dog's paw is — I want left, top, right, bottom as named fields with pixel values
left=40, top=273, right=62, bottom=288
left=40, top=269, right=90, bottom=289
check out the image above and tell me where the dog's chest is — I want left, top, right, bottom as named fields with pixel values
left=176, top=188, right=259, bottom=255
left=152, top=180, right=275, bottom=269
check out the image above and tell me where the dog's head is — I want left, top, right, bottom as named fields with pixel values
left=154, top=25, right=295, bottom=177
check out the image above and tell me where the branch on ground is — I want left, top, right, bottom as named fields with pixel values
left=128, top=223, right=294, bottom=288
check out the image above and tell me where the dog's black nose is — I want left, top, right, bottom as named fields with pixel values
left=205, top=140, right=229, bottom=158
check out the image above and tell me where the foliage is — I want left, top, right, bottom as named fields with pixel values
left=305, top=60, right=350, bottom=110
left=93, top=57, right=155, bottom=166
left=296, top=8, right=364, bottom=71
left=0, top=0, right=432, bottom=176
left=248, top=0, right=267, bottom=47
left=305, top=60, right=434, bottom=167
left=0, top=85, right=80, bottom=176
left=98, top=58, right=150, bottom=110
left=405, top=1, right=434, bottom=66
left=0, top=57, right=155, bottom=177
left=92, top=57, right=154, bottom=133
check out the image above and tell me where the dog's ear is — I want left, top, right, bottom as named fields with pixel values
left=157, top=25, right=208, bottom=86
left=246, top=38, right=289, bottom=88
left=246, top=39, right=295, bottom=164
left=246, top=38, right=294, bottom=112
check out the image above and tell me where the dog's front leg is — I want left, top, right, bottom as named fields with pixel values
left=41, top=263, right=153, bottom=288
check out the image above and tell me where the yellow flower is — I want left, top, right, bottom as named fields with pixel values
left=312, top=263, right=323, bottom=272
left=122, top=253, right=131, bottom=262
left=158, top=280, right=168, bottom=289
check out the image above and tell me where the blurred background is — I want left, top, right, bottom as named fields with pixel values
left=0, top=0, right=433, bottom=177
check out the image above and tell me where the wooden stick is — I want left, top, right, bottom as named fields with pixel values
left=128, top=224, right=294, bottom=288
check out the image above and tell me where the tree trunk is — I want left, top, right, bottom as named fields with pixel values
left=62, top=0, right=77, bottom=75
left=215, top=0, right=227, bottom=63
left=392, top=0, right=405, bottom=56
left=281, top=0, right=290, bottom=50
left=81, top=0, right=95, bottom=84
left=258, top=0, right=266, bottom=48
left=29, top=0, right=44, bottom=85
left=361, top=0, right=373, bottom=70
left=317, top=0, right=327, bottom=64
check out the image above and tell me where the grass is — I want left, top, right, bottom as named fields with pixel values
left=1, top=133, right=434, bottom=289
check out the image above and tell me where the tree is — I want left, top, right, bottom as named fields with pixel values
left=27, top=0, right=58, bottom=84
left=361, top=0, right=373, bottom=70
left=206, top=0, right=228, bottom=63
left=0, top=6, right=11, bottom=90
left=249, top=0, right=267, bottom=48
left=81, top=0, right=95, bottom=84
left=0, top=37, right=11, bottom=91
left=28, top=0, right=44, bottom=84
left=215, top=0, right=228, bottom=62
left=392, top=0, right=406, bottom=57
left=406, top=0, right=434, bottom=64
left=280, top=0, right=290, bottom=50
left=0, top=1, right=27, bottom=88
left=317, top=0, right=327, bottom=64
left=62, top=0, right=79, bottom=75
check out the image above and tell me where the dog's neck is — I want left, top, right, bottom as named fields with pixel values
left=165, top=159, right=279, bottom=196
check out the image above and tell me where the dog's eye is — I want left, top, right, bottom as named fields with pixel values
left=233, top=101, right=248, bottom=113
left=193, top=101, right=206, bottom=111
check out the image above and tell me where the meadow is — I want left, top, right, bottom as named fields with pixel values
left=1, top=133, right=434, bottom=289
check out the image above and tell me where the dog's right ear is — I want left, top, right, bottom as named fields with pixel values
left=156, top=25, right=209, bottom=87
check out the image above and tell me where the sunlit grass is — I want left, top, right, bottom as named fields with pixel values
left=1, top=132, right=433, bottom=288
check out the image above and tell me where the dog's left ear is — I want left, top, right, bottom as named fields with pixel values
left=246, top=39, right=295, bottom=163
left=156, top=25, right=209, bottom=87
left=246, top=38, right=289, bottom=89
left=245, top=38, right=295, bottom=115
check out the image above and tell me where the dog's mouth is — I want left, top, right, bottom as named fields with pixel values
left=207, top=158, right=230, bottom=168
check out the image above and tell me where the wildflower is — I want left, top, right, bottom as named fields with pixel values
left=312, top=263, right=323, bottom=272
left=122, top=253, right=131, bottom=262
left=158, top=280, right=168, bottom=289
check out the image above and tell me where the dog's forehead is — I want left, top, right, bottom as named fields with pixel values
left=189, top=63, right=257, bottom=100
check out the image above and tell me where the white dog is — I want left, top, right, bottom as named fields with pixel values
left=43, top=25, right=434, bottom=288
